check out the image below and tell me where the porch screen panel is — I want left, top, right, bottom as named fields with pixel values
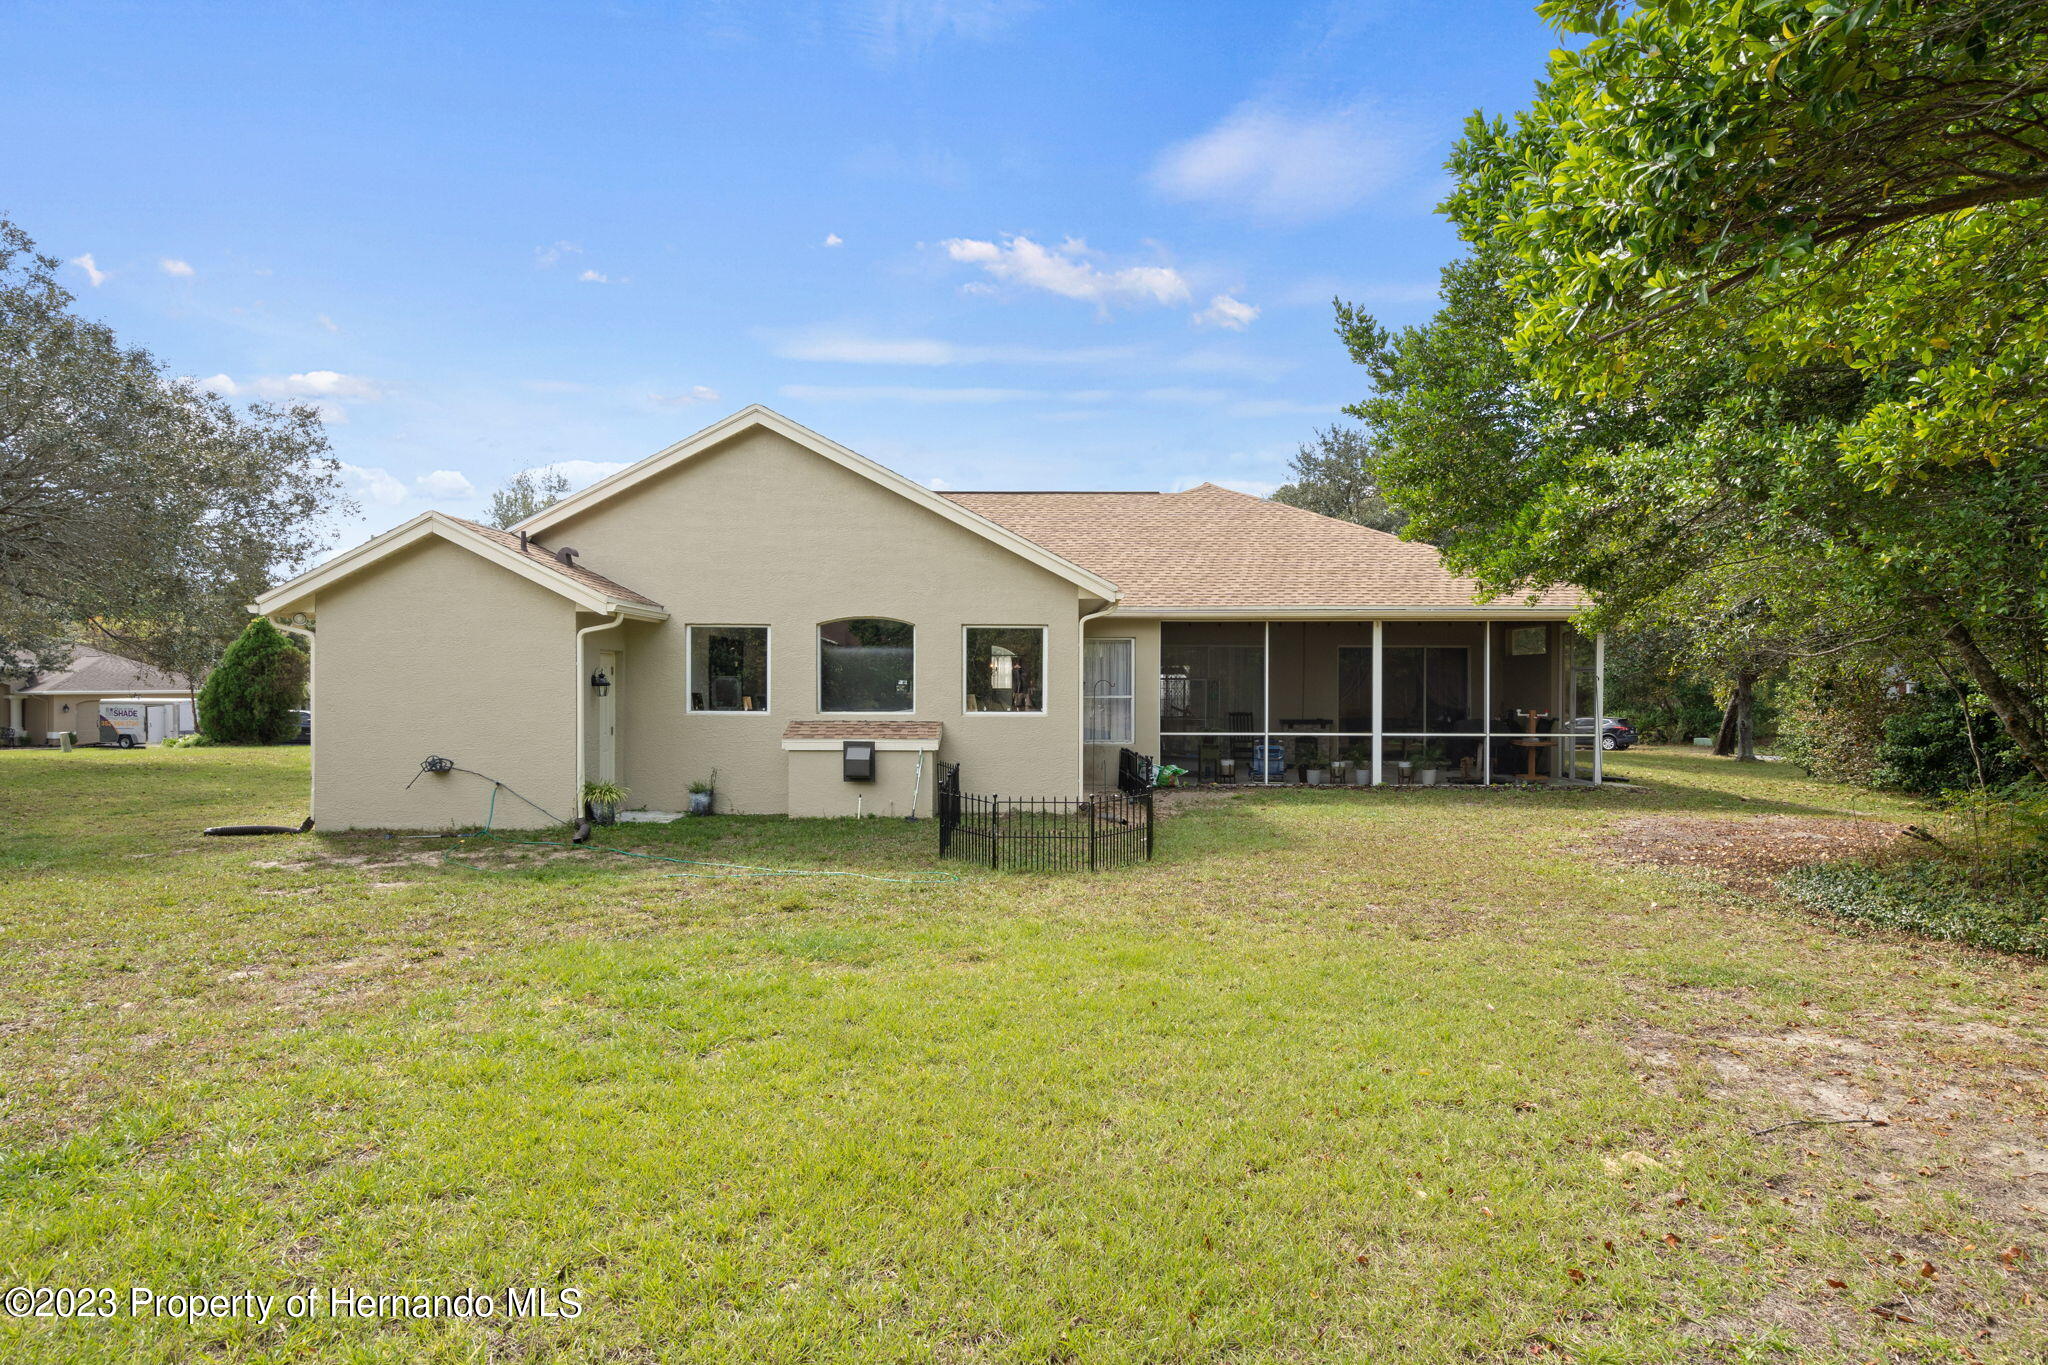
left=1083, top=638, right=1134, bottom=744
left=1160, top=643, right=1263, bottom=732
left=1382, top=647, right=1471, bottom=733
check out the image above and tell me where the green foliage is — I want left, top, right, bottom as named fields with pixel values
left=581, top=781, right=629, bottom=806
left=1269, top=425, right=1410, bottom=535
left=1774, top=657, right=1907, bottom=785
left=195, top=618, right=307, bottom=744
left=1781, top=855, right=2048, bottom=958
left=485, top=467, right=570, bottom=529
left=0, top=215, right=350, bottom=680
left=1875, top=689, right=2031, bottom=795
left=161, top=734, right=214, bottom=749
left=1341, top=5, right=2048, bottom=781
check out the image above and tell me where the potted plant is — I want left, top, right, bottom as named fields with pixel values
left=1346, top=744, right=1373, bottom=785
left=688, top=770, right=716, bottom=816
left=583, top=780, right=628, bottom=825
left=1417, top=747, right=1447, bottom=787
left=1304, top=760, right=1330, bottom=785
left=1329, top=758, right=1350, bottom=783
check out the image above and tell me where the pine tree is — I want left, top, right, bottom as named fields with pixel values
left=197, top=618, right=308, bottom=743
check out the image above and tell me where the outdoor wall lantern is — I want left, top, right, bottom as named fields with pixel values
left=589, top=670, right=612, bottom=697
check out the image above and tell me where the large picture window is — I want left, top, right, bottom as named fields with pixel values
left=688, top=626, right=769, bottom=712
left=819, top=618, right=915, bottom=712
left=965, top=627, right=1045, bottom=713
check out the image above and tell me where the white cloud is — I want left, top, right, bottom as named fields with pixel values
left=1139, top=386, right=1233, bottom=406
left=534, top=241, right=582, bottom=267
left=941, top=235, right=1190, bottom=310
left=316, top=313, right=341, bottom=332
left=847, top=0, right=1038, bottom=62
left=782, top=384, right=1040, bottom=404
left=1149, top=101, right=1413, bottom=222
left=1227, top=398, right=1345, bottom=418
left=927, top=476, right=956, bottom=490
left=769, top=327, right=1142, bottom=367
left=577, top=269, right=612, bottom=284
left=823, top=232, right=844, bottom=247
left=191, top=370, right=382, bottom=406
left=160, top=257, right=194, bottom=277
left=339, top=463, right=407, bottom=507
left=1195, top=293, right=1260, bottom=330
left=70, top=253, right=109, bottom=287
left=415, top=469, right=475, bottom=499
left=650, top=385, right=720, bottom=407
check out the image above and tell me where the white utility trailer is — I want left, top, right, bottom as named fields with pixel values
left=97, top=697, right=196, bottom=748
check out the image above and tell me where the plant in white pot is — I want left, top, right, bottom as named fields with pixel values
left=688, top=770, right=716, bottom=816
left=582, top=780, right=628, bottom=825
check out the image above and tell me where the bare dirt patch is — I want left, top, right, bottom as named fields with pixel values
left=1592, top=813, right=1910, bottom=893
left=1616, top=1008, right=2048, bottom=1356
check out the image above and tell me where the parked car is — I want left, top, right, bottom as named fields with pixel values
left=1565, top=716, right=1637, bottom=750
left=291, top=709, right=312, bottom=744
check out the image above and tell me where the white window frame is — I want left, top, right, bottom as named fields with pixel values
left=816, top=617, right=917, bottom=715
left=1083, top=635, right=1136, bottom=745
left=686, top=624, right=772, bottom=715
left=962, top=625, right=1048, bottom=716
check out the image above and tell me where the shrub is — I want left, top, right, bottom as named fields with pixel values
left=1775, top=657, right=1906, bottom=785
left=1874, top=689, right=2028, bottom=795
left=163, top=733, right=214, bottom=749
left=196, top=618, right=307, bottom=744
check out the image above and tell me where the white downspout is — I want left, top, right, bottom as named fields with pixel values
left=1078, top=602, right=1117, bottom=796
left=575, top=610, right=627, bottom=818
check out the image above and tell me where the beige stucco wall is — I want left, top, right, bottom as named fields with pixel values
left=307, top=537, right=579, bottom=830
left=785, top=747, right=935, bottom=819
left=541, top=426, right=1091, bottom=816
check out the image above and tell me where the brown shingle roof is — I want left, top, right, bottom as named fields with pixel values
left=782, top=720, right=943, bottom=742
left=12, top=645, right=195, bottom=694
left=945, top=484, right=1583, bottom=611
left=452, top=518, right=665, bottom=609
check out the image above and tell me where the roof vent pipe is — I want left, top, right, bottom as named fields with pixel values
left=518, top=531, right=529, bottom=553
left=555, top=547, right=580, bottom=567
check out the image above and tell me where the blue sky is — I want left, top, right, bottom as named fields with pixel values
left=3, top=1, right=1560, bottom=544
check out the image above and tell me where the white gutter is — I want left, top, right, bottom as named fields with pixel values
left=574, top=611, right=627, bottom=819
left=1077, top=602, right=1119, bottom=796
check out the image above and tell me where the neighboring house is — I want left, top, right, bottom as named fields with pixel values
left=253, top=406, right=1600, bottom=830
left=2, top=645, right=197, bottom=743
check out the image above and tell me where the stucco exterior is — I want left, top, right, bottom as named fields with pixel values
left=310, top=536, right=580, bottom=829
left=543, top=425, right=1092, bottom=817
left=253, top=406, right=1597, bottom=830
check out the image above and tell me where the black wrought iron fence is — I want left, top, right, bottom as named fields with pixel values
left=936, top=763, right=1153, bottom=871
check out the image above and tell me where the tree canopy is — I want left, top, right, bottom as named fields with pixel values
left=0, top=216, right=349, bottom=682
left=1269, top=425, right=1410, bottom=534
left=1337, top=2, right=2048, bottom=778
left=486, top=467, right=570, bottom=529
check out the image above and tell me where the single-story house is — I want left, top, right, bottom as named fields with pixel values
left=252, top=406, right=1601, bottom=830
left=2, top=645, right=197, bottom=745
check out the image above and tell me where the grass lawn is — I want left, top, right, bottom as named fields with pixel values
left=2, top=746, right=2043, bottom=1362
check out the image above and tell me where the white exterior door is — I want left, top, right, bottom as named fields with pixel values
left=596, top=650, right=619, bottom=785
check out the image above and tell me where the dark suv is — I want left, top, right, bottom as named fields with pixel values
left=1564, top=716, right=1637, bottom=750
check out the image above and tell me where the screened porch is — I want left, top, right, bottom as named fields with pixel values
left=1151, top=618, right=1605, bottom=787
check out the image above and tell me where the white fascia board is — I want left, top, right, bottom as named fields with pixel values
left=780, top=737, right=941, bottom=752
left=1116, top=604, right=1580, bottom=620
left=250, top=512, right=668, bottom=621
left=513, top=405, right=1122, bottom=601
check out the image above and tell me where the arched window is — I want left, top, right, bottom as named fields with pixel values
left=818, top=618, right=915, bottom=712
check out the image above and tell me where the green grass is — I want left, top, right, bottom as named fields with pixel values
left=1, top=745, right=2043, bottom=1362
